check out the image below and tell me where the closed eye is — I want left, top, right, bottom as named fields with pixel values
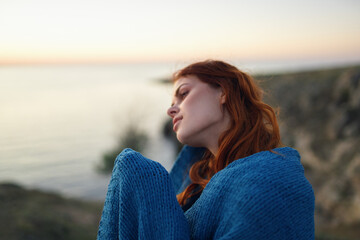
left=180, top=91, right=189, bottom=98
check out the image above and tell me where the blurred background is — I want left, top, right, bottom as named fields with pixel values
left=0, top=0, right=359, bottom=239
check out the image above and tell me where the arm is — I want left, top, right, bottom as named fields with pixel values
left=98, top=149, right=190, bottom=240
left=169, top=145, right=206, bottom=194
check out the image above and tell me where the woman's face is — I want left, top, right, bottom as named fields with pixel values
left=167, top=75, right=230, bottom=154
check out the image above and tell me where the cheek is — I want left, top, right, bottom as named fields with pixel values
left=183, top=93, right=223, bottom=122
left=180, top=101, right=222, bottom=133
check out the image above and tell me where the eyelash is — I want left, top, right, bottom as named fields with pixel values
left=180, top=91, right=189, bottom=98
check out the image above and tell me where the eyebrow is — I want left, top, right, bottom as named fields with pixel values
left=174, top=83, right=188, bottom=96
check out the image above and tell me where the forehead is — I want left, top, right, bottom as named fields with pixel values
left=173, top=75, right=199, bottom=91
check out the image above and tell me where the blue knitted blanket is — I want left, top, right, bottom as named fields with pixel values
left=97, top=146, right=314, bottom=239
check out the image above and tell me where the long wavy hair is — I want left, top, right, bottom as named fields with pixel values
left=173, top=60, right=282, bottom=206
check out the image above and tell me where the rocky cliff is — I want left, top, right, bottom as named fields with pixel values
left=257, top=65, right=360, bottom=238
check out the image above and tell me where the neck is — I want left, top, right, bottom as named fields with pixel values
left=208, top=144, right=218, bottom=157
left=207, top=111, right=231, bottom=157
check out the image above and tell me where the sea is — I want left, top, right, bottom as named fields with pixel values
left=1, top=58, right=359, bottom=201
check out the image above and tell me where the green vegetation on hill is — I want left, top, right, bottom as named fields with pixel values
left=97, top=124, right=149, bottom=174
left=0, top=183, right=103, bottom=240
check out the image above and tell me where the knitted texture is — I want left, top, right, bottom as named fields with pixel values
left=97, top=149, right=189, bottom=239
left=97, top=146, right=315, bottom=239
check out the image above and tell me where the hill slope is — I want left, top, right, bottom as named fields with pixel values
left=257, top=65, right=360, bottom=239
left=0, top=183, right=102, bottom=240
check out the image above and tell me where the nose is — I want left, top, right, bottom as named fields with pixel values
left=167, top=105, right=179, bottom=118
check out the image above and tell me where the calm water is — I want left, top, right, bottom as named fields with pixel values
left=0, top=63, right=178, bottom=200
left=1, top=59, right=358, bottom=200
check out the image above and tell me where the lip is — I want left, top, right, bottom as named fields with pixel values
left=173, top=117, right=182, bottom=131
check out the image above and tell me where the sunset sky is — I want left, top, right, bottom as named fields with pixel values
left=0, top=0, right=359, bottom=64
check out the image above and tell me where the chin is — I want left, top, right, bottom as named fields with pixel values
left=176, top=133, right=187, bottom=145
left=176, top=133, right=203, bottom=148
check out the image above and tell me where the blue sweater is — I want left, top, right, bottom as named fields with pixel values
left=97, top=146, right=315, bottom=239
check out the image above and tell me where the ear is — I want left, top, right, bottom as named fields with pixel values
left=215, top=86, right=226, bottom=104
left=220, top=90, right=226, bottom=104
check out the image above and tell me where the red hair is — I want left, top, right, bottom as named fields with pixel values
left=173, top=60, right=281, bottom=206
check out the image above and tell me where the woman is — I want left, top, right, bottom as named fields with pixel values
left=97, top=60, right=315, bottom=239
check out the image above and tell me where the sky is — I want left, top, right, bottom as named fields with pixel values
left=0, top=0, right=359, bottom=64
